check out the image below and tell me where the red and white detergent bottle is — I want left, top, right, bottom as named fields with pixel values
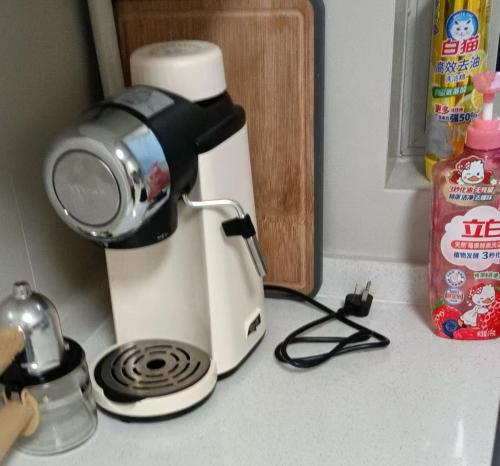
left=430, top=71, right=500, bottom=340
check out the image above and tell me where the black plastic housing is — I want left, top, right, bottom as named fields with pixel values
left=102, top=90, right=245, bottom=249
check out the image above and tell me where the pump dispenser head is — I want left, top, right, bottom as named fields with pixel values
left=466, top=72, right=500, bottom=151
left=474, top=72, right=500, bottom=120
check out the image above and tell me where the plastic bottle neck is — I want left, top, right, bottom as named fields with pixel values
left=482, top=101, right=494, bottom=121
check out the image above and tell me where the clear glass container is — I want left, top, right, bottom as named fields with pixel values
left=1, top=342, right=97, bottom=455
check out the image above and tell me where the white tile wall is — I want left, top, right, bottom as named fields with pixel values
left=0, top=0, right=109, bottom=342
left=0, top=174, right=34, bottom=298
left=323, top=0, right=500, bottom=263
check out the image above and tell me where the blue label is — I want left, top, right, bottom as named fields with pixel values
left=446, top=10, right=478, bottom=41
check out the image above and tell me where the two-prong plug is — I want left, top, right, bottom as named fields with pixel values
left=343, top=281, right=373, bottom=317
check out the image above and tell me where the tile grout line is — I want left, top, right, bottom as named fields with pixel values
left=10, top=175, right=37, bottom=289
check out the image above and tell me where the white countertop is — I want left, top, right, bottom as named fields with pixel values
left=4, top=258, right=500, bottom=466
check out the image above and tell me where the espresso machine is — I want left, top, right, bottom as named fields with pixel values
left=44, top=41, right=267, bottom=419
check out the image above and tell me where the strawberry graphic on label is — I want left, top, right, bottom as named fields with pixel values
left=432, top=284, right=500, bottom=339
left=432, top=302, right=462, bottom=338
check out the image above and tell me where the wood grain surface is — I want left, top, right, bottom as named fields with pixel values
left=113, top=0, right=315, bottom=292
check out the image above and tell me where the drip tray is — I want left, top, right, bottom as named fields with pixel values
left=94, top=339, right=211, bottom=403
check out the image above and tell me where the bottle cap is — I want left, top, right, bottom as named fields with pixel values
left=466, top=72, right=500, bottom=151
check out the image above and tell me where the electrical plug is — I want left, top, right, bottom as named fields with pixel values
left=343, top=281, right=373, bottom=317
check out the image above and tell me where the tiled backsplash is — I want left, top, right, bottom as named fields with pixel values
left=0, top=0, right=109, bottom=341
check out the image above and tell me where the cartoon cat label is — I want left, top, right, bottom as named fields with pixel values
left=442, top=10, right=480, bottom=57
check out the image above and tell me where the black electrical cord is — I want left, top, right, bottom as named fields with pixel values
left=264, top=285, right=390, bottom=369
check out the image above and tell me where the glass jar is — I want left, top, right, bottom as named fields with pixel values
left=1, top=339, right=97, bottom=455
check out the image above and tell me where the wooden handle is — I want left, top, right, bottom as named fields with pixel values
left=0, top=328, right=25, bottom=374
left=0, top=390, right=39, bottom=461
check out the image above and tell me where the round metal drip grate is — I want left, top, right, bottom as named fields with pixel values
left=94, top=339, right=211, bottom=402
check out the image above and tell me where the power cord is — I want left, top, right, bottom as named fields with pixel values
left=264, top=283, right=390, bottom=369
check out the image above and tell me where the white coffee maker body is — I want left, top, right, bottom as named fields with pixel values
left=45, top=41, right=266, bottom=419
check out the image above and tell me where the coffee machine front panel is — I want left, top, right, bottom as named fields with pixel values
left=104, top=184, right=212, bottom=354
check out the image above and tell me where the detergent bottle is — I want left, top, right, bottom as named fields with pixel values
left=429, top=71, right=500, bottom=340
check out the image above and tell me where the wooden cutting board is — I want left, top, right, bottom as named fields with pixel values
left=111, top=0, right=324, bottom=294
